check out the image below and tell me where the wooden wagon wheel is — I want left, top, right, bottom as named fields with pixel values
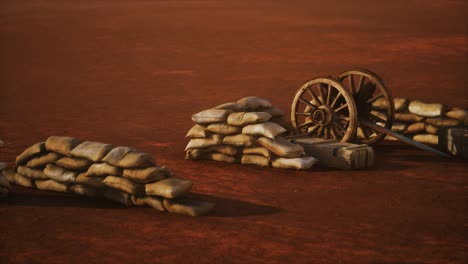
left=338, top=69, right=395, bottom=145
left=291, top=77, right=358, bottom=142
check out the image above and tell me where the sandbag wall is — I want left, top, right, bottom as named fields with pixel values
left=2, top=136, right=214, bottom=216
left=185, top=96, right=317, bottom=170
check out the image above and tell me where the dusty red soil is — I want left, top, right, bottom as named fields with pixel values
left=0, top=1, right=467, bottom=263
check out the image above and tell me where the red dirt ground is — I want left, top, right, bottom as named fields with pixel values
left=0, top=1, right=467, bottom=263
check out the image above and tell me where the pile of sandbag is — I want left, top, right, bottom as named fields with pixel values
left=372, top=98, right=467, bottom=145
left=2, top=136, right=214, bottom=216
left=185, top=96, right=317, bottom=170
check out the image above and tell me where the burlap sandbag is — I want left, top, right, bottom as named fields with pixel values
left=116, top=151, right=155, bottom=168
left=70, top=141, right=113, bottom=162
left=87, top=163, right=122, bottom=177
left=204, top=152, right=237, bottom=163
left=425, top=117, right=461, bottom=127
left=270, top=118, right=292, bottom=133
left=272, top=157, right=317, bottom=170
left=145, top=178, right=193, bottom=199
left=445, top=108, right=468, bottom=125
left=408, top=100, right=445, bottom=117
left=371, top=98, right=409, bottom=112
left=413, top=134, right=438, bottom=145
left=55, top=157, right=92, bottom=171
left=242, top=122, right=287, bottom=139
left=17, top=166, right=47, bottom=180
left=163, top=198, right=215, bottom=216
left=391, top=122, right=408, bottom=132
left=45, top=136, right=81, bottom=156
left=241, top=154, right=270, bottom=167
left=103, top=188, right=134, bottom=207
left=237, top=96, right=272, bottom=110
left=206, top=123, right=242, bottom=135
left=26, top=152, right=62, bottom=168
left=243, top=147, right=271, bottom=158
left=395, top=113, right=425, bottom=123
left=0, top=171, right=11, bottom=189
left=5, top=170, right=34, bottom=187
left=131, top=195, right=165, bottom=211
left=263, top=107, right=285, bottom=117
left=227, top=112, right=272, bottom=126
left=185, top=134, right=223, bottom=150
left=257, top=137, right=305, bottom=158
left=222, top=134, right=257, bottom=147
left=213, top=102, right=247, bottom=112
left=102, top=175, right=144, bottom=196
left=207, top=145, right=240, bottom=157
left=16, top=142, right=46, bottom=165
left=123, top=166, right=172, bottom=183
left=185, top=149, right=205, bottom=160
left=425, top=123, right=440, bottom=134
left=102, top=146, right=135, bottom=166
left=405, top=122, right=425, bottom=134
left=75, top=173, right=106, bottom=188
left=192, top=109, right=232, bottom=124
left=70, top=184, right=98, bottom=197
left=185, top=124, right=208, bottom=138
left=35, top=179, right=68, bottom=192
left=0, top=161, right=6, bottom=171
left=43, top=164, right=78, bottom=183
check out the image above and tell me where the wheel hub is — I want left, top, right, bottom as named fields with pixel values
left=311, top=106, right=333, bottom=125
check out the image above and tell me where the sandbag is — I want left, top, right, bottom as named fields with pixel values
left=207, top=145, right=240, bottom=157
left=408, top=100, right=445, bottom=117
left=445, top=108, right=468, bottom=125
left=270, top=118, right=292, bottom=133
left=6, top=170, right=34, bottom=187
left=16, top=142, right=46, bottom=165
left=70, top=184, right=98, bottom=197
left=185, top=134, right=223, bottom=150
left=131, top=195, right=165, bottom=211
left=102, top=175, right=144, bottom=196
left=243, top=147, right=271, bottom=158
left=45, top=136, right=81, bottom=155
left=35, top=179, right=68, bottom=192
left=116, top=151, right=155, bottom=168
left=222, top=134, right=257, bottom=147
left=191, top=109, right=232, bottom=124
left=103, top=188, right=134, bottom=207
left=370, top=110, right=387, bottom=122
left=123, top=166, right=172, bottom=183
left=395, top=113, right=425, bottom=123
left=17, top=166, right=47, bottom=180
left=75, top=173, right=106, bottom=188
left=26, top=152, right=62, bottom=168
left=43, top=164, right=78, bottom=183
left=55, top=157, right=92, bottom=171
left=227, top=112, right=271, bottom=126
left=405, top=122, right=426, bottom=134
left=70, top=141, right=113, bottom=162
left=394, top=98, right=410, bottom=112
left=145, top=178, right=193, bottom=199
left=87, top=163, right=122, bottom=177
left=213, top=102, right=247, bottom=112
left=425, top=117, right=461, bottom=127
left=425, top=123, right=440, bottom=134
left=0, top=172, right=11, bottom=189
left=241, top=154, right=270, bottom=167
left=0, top=161, right=6, bottom=171
left=163, top=198, right=215, bottom=216
left=263, top=106, right=285, bottom=117
left=237, top=96, right=272, bottom=110
left=102, top=146, right=135, bottom=165
left=272, top=157, right=317, bottom=170
left=185, top=124, right=208, bottom=138
left=390, top=122, right=408, bottom=132
left=242, top=122, right=287, bottom=139
left=257, top=137, right=305, bottom=158
left=204, top=152, right=237, bottom=163
left=206, top=123, right=242, bottom=135
left=413, top=134, right=438, bottom=145
left=184, top=149, right=206, bottom=160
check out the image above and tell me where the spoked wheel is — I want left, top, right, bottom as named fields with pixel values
left=338, top=69, right=395, bottom=145
left=291, top=77, right=358, bottom=142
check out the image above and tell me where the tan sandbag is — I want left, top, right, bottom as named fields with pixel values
left=43, top=164, right=78, bottom=183
left=70, top=184, right=98, bottom=197
left=103, top=188, right=134, bottom=207
left=263, top=106, right=285, bottom=117
left=408, top=100, right=445, bottom=117
left=102, top=175, right=144, bottom=196
left=257, top=137, right=305, bottom=158
left=385, top=135, right=398, bottom=141
left=390, top=122, right=408, bottom=132
left=0, top=161, right=7, bottom=171
left=191, top=109, right=232, bottom=124
left=75, top=173, right=106, bottom=188
left=207, top=145, right=240, bottom=157
left=2, top=170, right=16, bottom=183
left=131, top=195, right=165, bottom=211
left=0, top=171, right=11, bottom=189
left=445, top=108, right=468, bottom=125
left=241, top=154, right=270, bottom=167
left=394, top=98, right=410, bottom=112
left=0, top=187, right=8, bottom=198
left=413, top=134, right=438, bottom=145
left=237, top=96, right=272, bottom=110
left=185, top=149, right=206, bottom=160
left=6, top=170, right=34, bottom=187
left=26, top=152, right=62, bottom=168
left=16, top=142, right=46, bottom=165
left=17, top=166, right=47, bottom=180
left=425, top=123, right=440, bottom=134
left=425, top=117, right=461, bottom=127
left=102, top=146, right=135, bottom=165
left=370, top=110, right=387, bottom=122
left=270, top=118, right=291, bottom=133
left=213, top=102, right=247, bottom=112
left=272, top=157, right=317, bottom=170
left=370, top=97, right=388, bottom=109
left=55, top=157, right=92, bottom=171
left=204, top=152, right=237, bottom=163
left=243, top=147, right=271, bottom=158
left=86, top=163, right=122, bottom=177
left=206, top=123, right=242, bottom=135
left=116, top=151, right=155, bottom=168
left=185, top=124, right=208, bottom=138
left=35, top=179, right=68, bottom=192
left=145, top=178, right=193, bottom=199
left=227, top=112, right=271, bottom=126
left=395, top=113, right=425, bottom=123
left=405, top=122, right=425, bottom=134
left=163, top=198, right=215, bottom=216
left=123, top=166, right=172, bottom=183
left=222, top=134, right=257, bottom=147
left=185, top=134, right=223, bottom=150
left=45, top=136, right=81, bottom=155
left=70, top=141, right=113, bottom=162
left=242, top=122, right=287, bottom=139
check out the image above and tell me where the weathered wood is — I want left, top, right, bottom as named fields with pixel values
left=439, top=128, right=468, bottom=159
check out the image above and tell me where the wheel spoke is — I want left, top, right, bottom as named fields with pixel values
left=357, top=75, right=364, bottom=92
left=336, top=115, right=350, bottom=121
left=333, top=121, right=346, bottom=134
left=326, top=84, right=331, bottom=106
left=298, top=121, right=314, bottom=129
left=349, top=75, right=355, bottom=94
left=334, top=103, right=348, bottom=112
left=330, top=92, right=342, bottom=108
left=299, top=97, right=317, bottom=110
left=330, top=126, right=337, bottom=139
left=306, top=87, right=322, bottom=106
left=324, top=126, right=329, bottom=139
left=307, top=125, right=320, bottom=135
left=361, top=126, right=371, bottom=139
left=317, top=84, right=325, bottom=105
left=317, top=126, right=324, bottom=138
left=369, top=113, right=387, bottom=124
left=296, top=112, right=312, bottom=116
left=367, top=93, right=384, bottom=104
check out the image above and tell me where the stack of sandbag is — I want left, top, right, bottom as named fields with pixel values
left=0, top=139, right=10, bottom=198
left=372, top=98, right=467, bottom=145
left=185, top=96, right=317, bottom=170
left=3, top=136, right=214, bottom=216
